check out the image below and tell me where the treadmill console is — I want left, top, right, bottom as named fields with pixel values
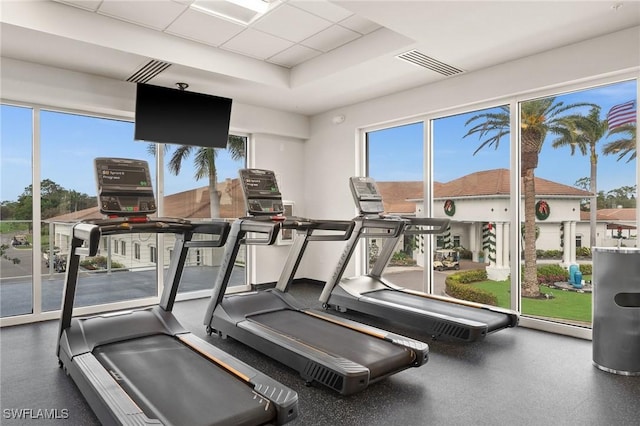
left=95, top=157, right=156, bottom=216
left=350, top=177, right=384, bottom=215
left=239, top=169, right=284, bottom=216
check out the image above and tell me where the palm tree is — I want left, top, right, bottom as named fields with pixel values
left=602, top=123, right=636, bottom=163
left=551, top=106, right=607, bottom=248
left=148, top=135, right=245, bottom=218
left=464, top=98, right=594, bottom=298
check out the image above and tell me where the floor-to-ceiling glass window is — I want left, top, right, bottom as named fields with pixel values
left=39, top=110, right=158, bottom=311
left=0, top=105, right=34, bottom=318
left=518, top=80, right=637, bottom=328
left=366, top=122, right=425, bottom=290
left=433, top=105, right=514, bottom=310
left=160, top=136, right=248, bottom=295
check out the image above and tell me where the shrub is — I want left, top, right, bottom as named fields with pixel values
left=579, top=263, right=592, bottom=275
left=80, top=256, right=125, bottom=270
left=445, top=269, right=497, bottom=306
left=389, top=251, right=416, bottom=266
left=536, top=264, right=568, bottom=285
left=576, top=247, right=591, bottom=258
left=536, top=249, right=563, bottom=259
left=456, top=247, right=473, bottom=260
left=447, top=269, right=487, bottom=284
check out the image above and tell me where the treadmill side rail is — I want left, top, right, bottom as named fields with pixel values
left=63, top=352, right=161, bottom=425
left=178, top=334, right=299, bottom=425
left=305, top=309, right=429, bottom=367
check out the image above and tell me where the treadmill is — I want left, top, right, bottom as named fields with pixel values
left=318, top=176, right=519, bottom=343
left=57, top=158, right=298, bottom=426
left=203, top=169, right=429, bottom=396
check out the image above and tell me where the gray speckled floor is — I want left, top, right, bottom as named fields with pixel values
left=2, top=281, right=639, bottom=425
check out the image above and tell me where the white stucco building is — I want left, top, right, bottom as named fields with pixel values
left=380, top=169, right=637, bottom=281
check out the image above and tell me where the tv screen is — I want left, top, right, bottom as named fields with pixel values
left=134, top=83, right=232, bottom=148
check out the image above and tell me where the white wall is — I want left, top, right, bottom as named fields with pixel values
left=302, top=26, right=640, bottom=280
left=0, top=58, right=310, bottom=140
left=250, top=133, right=307, bottom=284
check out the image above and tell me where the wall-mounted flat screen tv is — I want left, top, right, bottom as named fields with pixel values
left=134, top=83, right=232, bottom=148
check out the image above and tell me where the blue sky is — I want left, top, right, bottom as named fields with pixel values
left=1, top=79, right=637, bottom=203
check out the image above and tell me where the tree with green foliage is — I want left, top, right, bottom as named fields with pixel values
left=148, top=135, right=246, bottom=218
left=552, top=106, right=607, bottom=247
left=602, top=123, right=636, bottom=163
left=605, top=185, right=637, bottom=208
left=464, top=98, right=595, bottom=298
left=3, top=180, right=95, bottom=222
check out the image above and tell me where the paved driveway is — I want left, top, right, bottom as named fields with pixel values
left=383, top=259, right=487, bottom=295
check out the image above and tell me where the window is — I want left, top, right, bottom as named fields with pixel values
left=0, top=104, right=34, bottom=318
left=150, top=246, right=157, bottom=264
left=134, top=243, right=141, bottom=260
left=367, top=122, right=424, bottom=290
left=39, top=110, right=159, bottom=311
left=160, top=136, right=248, bottom=295
left=433, top=105, right=512, bottom=308
left=518, top=80, right=637, bottom=329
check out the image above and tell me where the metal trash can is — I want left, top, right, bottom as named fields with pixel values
left=592, top=247, right=640, bottom=376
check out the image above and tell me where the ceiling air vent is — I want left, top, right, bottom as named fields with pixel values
left=126, top=60, right=172, bottom=84
left=396, top=50, right=463, bottom=76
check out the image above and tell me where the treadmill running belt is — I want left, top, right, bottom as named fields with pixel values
left=249, top=310, right=414, bottom=378
left=94, top=334, right=275, bottom=426
left=365, top=289, right=511, bottom=331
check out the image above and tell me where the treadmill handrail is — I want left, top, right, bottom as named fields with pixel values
left=72, top=223, right=101, bottom=257
left=359, top=216, right=404, bottom=238
left=238, top=218, right=282, bottom=245
left=400, top=217, right=449, bottom=235
left=283, top=218, right=355, bottom=242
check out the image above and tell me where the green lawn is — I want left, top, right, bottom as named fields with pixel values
left=473, top=280, right=592, bottom=324
left=0, top=222, right=31, bottom=233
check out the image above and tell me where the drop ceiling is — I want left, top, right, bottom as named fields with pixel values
left=1, top=0, right=639, bottom=115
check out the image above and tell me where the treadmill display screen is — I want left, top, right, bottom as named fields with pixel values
left=350, top=177, right=384, bottom=214
left=351, top=179, right=380, bottom=198
left=98, top=165, right=150, bottom=188
left=239, top=169, right=283, bottom=216
left=95, top=158, right=156, bottom=216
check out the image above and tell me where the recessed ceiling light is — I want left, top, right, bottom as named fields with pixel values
left=191, top=0, right=279, bottom=25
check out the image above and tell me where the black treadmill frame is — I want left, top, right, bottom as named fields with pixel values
left=204, top=170, right=429, bottom=395
left=318, top=177, right=519, bottom=343
left=57, top=217, right=298, bottom=425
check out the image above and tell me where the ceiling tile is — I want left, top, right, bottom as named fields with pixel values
left=301, top=25, right=360, bottom=52
left=166, top=8, right=245, bottom=46
left=98, top=0, right=188, bottom=30
left=267, top=44, right=322, bottom=68
left=222, top=28, right=294, bottom=60
left=339, top=14, right=381, bottom=35
left=53, top=0, right=103, bottom=12
left=288, top=0, right=353, bottom=23
left=252, top=3, right=332, bottom=43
